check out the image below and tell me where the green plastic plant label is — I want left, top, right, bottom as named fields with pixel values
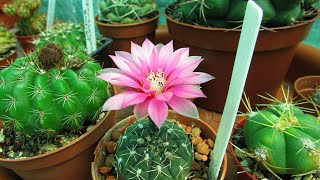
left=82, top=0, right=97, bottom=54
left=46, top=0, right=56, bottom=32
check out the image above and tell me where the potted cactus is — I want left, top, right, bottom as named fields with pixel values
left=94, top=0, right=159, bottom=62
left=2, top=0, right=46, bottom=51
left=165, top=0, right=319, bottom=113
left=0, top=38, right=115, bottom=179
left=0, top=25, right=16, bottom=68
left=91, top=39, right=228, bottom=179
left=230, top=88, right=320, bottom=179
left=0, top=0, right=17, bottom=29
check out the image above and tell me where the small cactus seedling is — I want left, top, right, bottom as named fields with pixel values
left=312, top=85, right=320, bottom=105
left=98, top=0, right=158, bottom=24
left=2, top=0, right=46, bottom=35
left=243, top=88, right=320, bottom=176
left=35, top=23, right=86, bottom=53
left=0, top=42, right=111, bottom=137
left=115, top=119, right=193, bottom=180
left=0, top=25, right=16, bottom=58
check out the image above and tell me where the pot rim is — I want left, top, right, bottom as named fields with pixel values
left=294, top=75, right=320, bottom=107
left=165, top=4, right=319, bottom=32
left=0, top=110, right=115, bottom=163
left=92, top=110, right=228, bottom=180
left=94, top=11, right=160, bottom=28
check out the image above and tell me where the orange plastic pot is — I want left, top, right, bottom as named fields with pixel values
left=92, top=111, right=228, bottom=180
left=0, top=50, right=17, bottom=69
left=0, top=110, right=115, bottom=180
left=166, top=6, right=319, bottom=113
left=0, top=10, right=17, bottom=29
left=294, top=75, right=320, bottom=115
left=94, top=12, right=159, bottom=66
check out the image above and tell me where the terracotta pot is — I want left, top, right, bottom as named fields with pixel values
left=229, top=118, right=257, bottom=180
left=94, top=12, right=159, bottom=65
left=0, top=10, right=17, bottom=29
left=165, top=6, right=319, bottom=113
left=92, top=111, right=228, bottom=180
left=0, top=50, right=17, bottom=69
left=0, top=110, right=116, bottom=180
left=15, top=33, right=38, bottom=52
left=294, top=75, right=320, bottom=115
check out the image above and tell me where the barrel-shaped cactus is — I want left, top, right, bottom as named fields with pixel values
left=2, top=0, right=46, bottom=35
left=0, top=26, right=16, bottom=56
left=0, top=43, right=111, bottom=137
left=98, top=0, right=158, bottom=24
left=244, top=102, right=320, bottom=175
left=35, top=23, right=86, bottom=52
left=174, top=0, right=318, bottom=28
left=115, top=119, right=193, bottom=180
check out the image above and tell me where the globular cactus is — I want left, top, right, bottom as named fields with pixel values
left=244, top=100, right=320, bottom=175
left=98, top=0, right=158, bottom=24
left=115, top=119, right=193, bottom=180
left=0, top=26, right=16, bottom=56
left=173, top=0, right=319, bottom=28
left=35, top=23, right=86, bottom=53
left=2, top=0, right=46, bottom=35
left=312, top=85, right=320, bottom=105
left=0, top=43, right=111, bottom=137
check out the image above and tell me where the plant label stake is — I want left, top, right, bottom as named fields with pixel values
left=209, top=1, right=263, bottom=179
left=46, top=0, right=56, bottom=32
left=82, top=0, right=97, bottom=54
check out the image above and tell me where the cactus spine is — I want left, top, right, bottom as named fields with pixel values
left=2, top=0, right=46, bottom=35
left=98, top=0, right=158, bottom=24
left=115, top=119, right=193, bottom=180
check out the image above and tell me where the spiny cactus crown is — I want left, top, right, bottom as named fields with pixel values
left=172, top=0, right=319, bottom=28
left=98, top=0, right=158, bottom=24
left=35, top=23, right=86, bottom=53
left=0, top=26, right=16, bottom=57
left=115, top=119, right=193, bottom=180
left=2, top=0, right=46, bottom=35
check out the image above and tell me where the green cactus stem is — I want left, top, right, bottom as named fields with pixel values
left=0, top=26, right=16, bottom=58
left=2, top=0, right=46, bottom=36
left=115, top=119, right=193, bottom=180
left=243, top=95, right=320, bottom=175
left=0, top=43, right=111, bottom=137
left=98, top=0, right=158, bottom=24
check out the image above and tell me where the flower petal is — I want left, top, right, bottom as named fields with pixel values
left=158, top=41, right=173, bottom=68
left=134, top=98, right=151, bottom=120
left=184, top=72, right=215, bottom=84
left=168, top=85, right=206, bottom=98
left=102, top=91, right=148, bottom=111
left=149, top=48, right=159, bottom=71
left=164, top=48, right=188, bottom=77
left=142, top=39, right=155, bottom=56
left=168, top=95, right=199, bottom=119
left=167, top=57, right=203, bottom=82
left=156, top=91, right=173, bottom=102
left=148, top=99, right=168, bottom=127
left=98, top=68, right=139, bottom=88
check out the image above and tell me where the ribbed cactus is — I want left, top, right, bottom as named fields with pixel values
left=115, top=119, right=193, bottom=180
left=0, top=43, right=111, bottom=137
left=2, top=0, right=46, bottom=35
left=35, top=23, right=86, bottom=53
left=98, top=0, right=158, bottom=24
left=244, top=101, right=320, bottom=175
left=0, top=26, right=16, bottom=56
left=174, top=0, right=319, bottom=28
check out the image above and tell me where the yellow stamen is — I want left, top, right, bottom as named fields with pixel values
left=147, top=69, right=166, bottom=95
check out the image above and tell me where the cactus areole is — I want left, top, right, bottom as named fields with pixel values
left=0, top=43, right=111, bottom=137
left=115, top=119, right=193, bottom=180
left=244, top=103, right=320, bottom=175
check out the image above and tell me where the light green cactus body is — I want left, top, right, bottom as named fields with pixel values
left=115, top=119, right=193, bottom=180
left=2, top=0, right=46, bottom=35
left=0, top=43, right=111, bottom=137
left=174, top=0, right=318, bottom=28
left=98, top=0, right=158, bottom=24
left=35, top=23, right=86, bottom=53
left=0, top=26, right=16, bottom=56
left=244, top=102, right=320, bottom=175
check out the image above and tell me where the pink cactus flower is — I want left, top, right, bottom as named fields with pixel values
left=98, top=39, right=214, bottom=127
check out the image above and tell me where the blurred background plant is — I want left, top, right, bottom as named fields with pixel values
left=0, top=25, right=16, bottom=59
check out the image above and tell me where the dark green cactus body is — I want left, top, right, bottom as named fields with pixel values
left=98, top=0, right=158, bottom=24
left=115, top=119, right=193, bottom=180
left=0, top=26, right=16, bottom=56
left=0, top=45, right=111, bottom=136
left=244, top=103, right=320, bottom=175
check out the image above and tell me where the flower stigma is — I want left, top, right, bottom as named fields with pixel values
left=147, top=69, right=166, bottom=95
